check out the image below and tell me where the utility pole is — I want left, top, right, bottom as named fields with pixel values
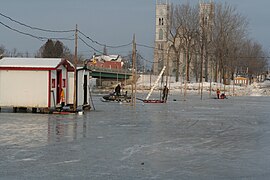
left=131, top=34, right=136, bottom=107
left=73, top=24, right=78, bottom=111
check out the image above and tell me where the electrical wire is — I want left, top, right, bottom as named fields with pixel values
left=137, top=53, right=155, bottom=64
left=1, top=10, right=268, bottom=62
left=137, top=43, right=155, bottom=50
left=0, top=21, right=75, bottom=41
left=78, top=36, right=103, bottom=54
left=0, top=21, right=43, bottom=41
left=137, top=43, right=171, bottom=53
left=79, top=30, right=132, bottom=48
left=0, top=12, right=75, bottom=33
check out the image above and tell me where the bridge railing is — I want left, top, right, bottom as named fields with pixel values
left=88, top=66, right=132, bottom=75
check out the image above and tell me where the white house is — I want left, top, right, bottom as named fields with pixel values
left=0, top=57, right=74, bottom=109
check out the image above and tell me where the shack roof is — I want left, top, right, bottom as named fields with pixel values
left=0, top=57, right=74, bottom=71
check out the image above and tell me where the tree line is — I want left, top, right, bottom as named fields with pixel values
left=168, top=2, right=268, bottom=83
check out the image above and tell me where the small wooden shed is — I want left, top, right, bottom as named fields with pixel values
left=67, top=66, right=91, bottom=109
left=234, top=76, right=249, bottom=86
left=0, top=57, right=74, bottom=109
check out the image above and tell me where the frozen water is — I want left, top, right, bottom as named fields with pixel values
left=0, top=93, right=270, bottom=179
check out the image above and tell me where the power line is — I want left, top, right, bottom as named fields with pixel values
left=0, top=21, right=43, bottom=41
left=137, top=43, right=270, bottom=60
left=78, top=36, right=103, bottom=54
left=0, top=10, right=165, bottom=59
left=0, top=16, right=130, bottom=54
left=137, top=43, right=155, bottom=50
left=137, top=53, right=156, bottom=64
left=0, top=21, right=75, bottom=41
left=78, top=30, right=132, bottom=48
left=0, top=11, right=75, bottom=33
left=137, top=43, right=170, bottom=53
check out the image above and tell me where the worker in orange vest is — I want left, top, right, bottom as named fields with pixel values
left=60, top=88, right=65, bottom=107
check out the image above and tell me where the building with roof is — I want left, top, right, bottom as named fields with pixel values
left=93, top=54, right=122, bottom=62
left=0, top=57, right=74, bottom=110
left=234, top=76, right=249, bottom=86
left=88, top=54, right=124, bottom=70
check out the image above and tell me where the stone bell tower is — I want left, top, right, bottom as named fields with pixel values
left=200, top=0, right=214, bottom=82
left=153, top=0, right=170, bottom=75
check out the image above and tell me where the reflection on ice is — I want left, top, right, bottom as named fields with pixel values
left=0, top=113, right=89, bottom=148
left=47, top=115, right=89, bottom=143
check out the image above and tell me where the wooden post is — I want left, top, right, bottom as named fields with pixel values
left=209, top=65, right=213, bottom=97
left=165, top=46, right=170, bottom=86
left=184, top=48, right=188, bottom=101
left=200, top=16, right=205, bottom=100
left=131, top=34, right=136, bottom=107
left=73, top=24, right=78, bottom=111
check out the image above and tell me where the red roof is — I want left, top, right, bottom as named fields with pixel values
left=89, top=61, right=122, bottom=69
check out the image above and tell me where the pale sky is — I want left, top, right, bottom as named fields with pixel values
left=1, top=0, right=269, bottom=66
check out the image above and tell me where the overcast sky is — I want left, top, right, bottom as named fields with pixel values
left=1, top=0, right=269, bottom=66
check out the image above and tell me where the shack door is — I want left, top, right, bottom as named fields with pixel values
left=56, top=70, right=62, bottom=104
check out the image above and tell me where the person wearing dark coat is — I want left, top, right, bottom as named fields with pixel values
left=115, top=84, right=121, bottom=96
left=162, top=85, right=169, bottom=102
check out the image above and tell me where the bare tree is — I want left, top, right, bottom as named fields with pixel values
left=169, top=3, right=200, bottom=82
left=238, top=40, right=268, bottom=76
left=0, top=45, right=6, bottom=57
left=124, top=51, right=144, bottom=72
left=212, top=3, right=248, bottom=83
left=168, top=1, right=267, bottom=86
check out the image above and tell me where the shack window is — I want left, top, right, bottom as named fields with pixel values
left=52, top=79, right=56, bottom=88
left=62, top=79, right=66, bottom=88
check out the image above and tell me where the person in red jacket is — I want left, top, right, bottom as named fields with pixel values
left=216, top=88, right=220, bottom=99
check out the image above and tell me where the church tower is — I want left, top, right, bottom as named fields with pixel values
left=153, top=0, right=170, bottom=75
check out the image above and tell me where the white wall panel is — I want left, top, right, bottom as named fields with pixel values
left=0, top=70, right=48, bottom=107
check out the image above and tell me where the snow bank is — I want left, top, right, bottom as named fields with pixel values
left=135, top=74, right=270, bottom=96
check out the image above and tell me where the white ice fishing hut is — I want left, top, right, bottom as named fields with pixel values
left=67, top=66, right=91, bottom=109
left=0, top=57, right=74, bottom=109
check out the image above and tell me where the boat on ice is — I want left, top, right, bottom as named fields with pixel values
left=137, top=98, right=165, bottom=103
left=101, top=66, right=167, bottom=104
left=101, top=92, right=131, bottom=103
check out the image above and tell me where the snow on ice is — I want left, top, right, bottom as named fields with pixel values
left=135, top=74, right=270, bottom=97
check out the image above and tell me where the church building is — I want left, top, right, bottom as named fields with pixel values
left=153, top=0, right=170, bottom=75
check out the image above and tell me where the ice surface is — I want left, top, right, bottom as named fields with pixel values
left=0, top=94, right=270, bottom=179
